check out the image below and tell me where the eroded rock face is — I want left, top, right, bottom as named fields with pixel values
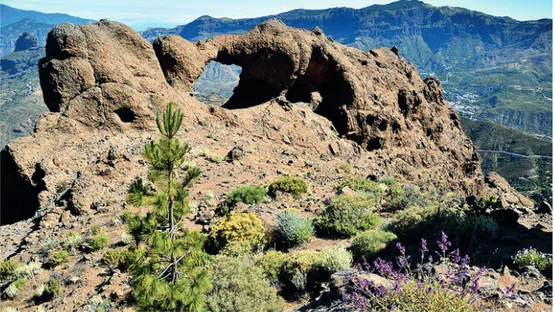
left=2, top=19, right=531, bottom=229
left=151, top=20, right=487, bottom=191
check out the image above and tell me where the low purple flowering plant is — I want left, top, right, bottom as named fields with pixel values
left=344, top=232, right=515, bottom=311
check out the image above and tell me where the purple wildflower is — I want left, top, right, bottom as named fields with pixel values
left=450, top=249, right=461, bottom=264
left=374, top=258, right=396, bottom=278
left=396, top=242, right=406, bottom=255
left=469, top=266, right=486, bottom=295
left=438, top=231, right=452, bottom=253
left=420, top=238, right=428, bottom=261
left=393, top=280, right=402, bottom=291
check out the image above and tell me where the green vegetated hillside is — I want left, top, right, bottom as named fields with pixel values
left=0, top=5, right=93, bottom=145
left=192, top=61, right=241, bottom=105
left=142, top=0, right=552, bottom=136
left=0, top=48, right=47, bottom=146
left=461, top=117, right=552, bottom=204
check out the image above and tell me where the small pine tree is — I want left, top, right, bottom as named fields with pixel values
left=125, top=102, right=211, bottom=311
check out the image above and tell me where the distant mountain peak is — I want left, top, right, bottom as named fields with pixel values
left=14, top=32, right=39, bottom=51
left=0, top=4, right=95, bottom=28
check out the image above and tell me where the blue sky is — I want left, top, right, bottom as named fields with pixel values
left=3, top=0, right=553, bottom=30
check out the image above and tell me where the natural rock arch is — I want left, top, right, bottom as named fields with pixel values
left=153, top=20, right=361, bottom=139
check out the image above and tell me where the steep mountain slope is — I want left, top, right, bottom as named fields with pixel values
left=461, top=117, right=552, bottom=204
left=0, top=44, right=46, bottom=146
left=143, top=0, right=552, bottom=135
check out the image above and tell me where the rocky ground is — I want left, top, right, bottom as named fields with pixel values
left=0, top=19, right=550, bottom=311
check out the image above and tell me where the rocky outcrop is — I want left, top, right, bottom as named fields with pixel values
left=2, top=19, right=530, bottom=228
left=151, top=19, right=484, bottom=193
left=485, top=172, right=535, bottom=211
left=14, top=32, right=39, bottom=52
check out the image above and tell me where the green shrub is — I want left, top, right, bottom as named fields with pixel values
left=47, top=279, right=61, bottom=297
left=314, top=194, right=382, bottom=238
left=350, top=230, right=398, bottom=260
left=88, top=234, right=110, bottom=251
left=460, top=215, right=498, bottom=247
left=384, top=203, right=464, bottom=242
left=224, top=185, right=267, bottom=206
left=34, top=279, right=61, bottom=303
left=206, top=255, right=285, bottom=312
left=254, top=251, right=288, bottom=283
left=48, top=250, right=69, bottom=266
left=268, top=177, right=308, bottom=198
left=320, top=247, right=352, bottom=274
left=1, top=259, right=19, bottom=278
left=3, top=278, right=26, bottom=299
left=512, top=248, right=553, bottom=271
left=336, top=177, right=410, bottom=210
left=66, top=231, right=84, bottom=251
left=102, top=248, right=124, bottom=269
left=397, top=184, right=424, bottom=209
left=84, top=295, right=112, bottom=312
left=275, top=210, right=313, bottom=249
left=222, top=185, right=267, bottom=214
left=208, top=213, right=266, bottom=252
left=91, top=225, right=102, bottom=235
left=281, top=250, right=322, bottom=293
left=38, top=239, right=60, bottom=255
left=220, top=241, right=257, bottom=257
left=336, top=177, right=377, bottom=193
left=14, top=262, right=42, bottom=279
left=338, top=163, right=351, bottom=172
left=377, top=177, right=405, bottom=210
left=202, top=147, right=224, bottom=163
left=120, top=232, right=135, bottom=245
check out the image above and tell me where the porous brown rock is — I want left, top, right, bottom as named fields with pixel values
left=485, top=172, right=535, bottom=211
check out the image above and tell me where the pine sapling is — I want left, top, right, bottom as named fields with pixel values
left=125, top=102, right=211, bottom=311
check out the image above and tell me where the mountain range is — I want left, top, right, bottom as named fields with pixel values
left=143, top=0, right=553, bottom=137
left=0, top=0, right=552, bottom=146
left=0, top=4, right=94, bottom=56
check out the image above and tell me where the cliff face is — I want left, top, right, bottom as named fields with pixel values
left=2, top=19, right=533, bottom=227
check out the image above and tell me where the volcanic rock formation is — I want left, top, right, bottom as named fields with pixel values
left=2, top=19, right=530, bottom=228
left=0, top=18, right=540, bottom=312
left=13, top=32, right=39, bottom=52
